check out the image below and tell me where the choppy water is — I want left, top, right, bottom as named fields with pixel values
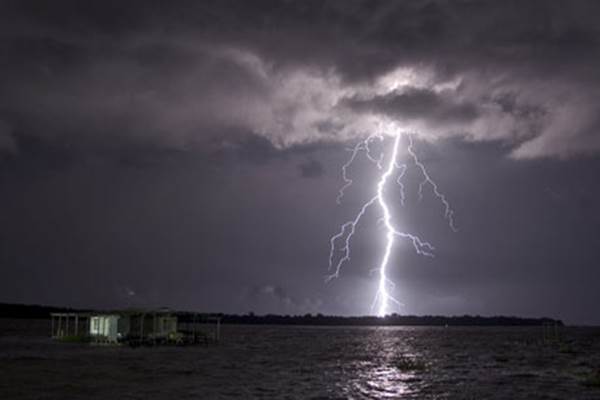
left=1, top=319, right=600, bottom=399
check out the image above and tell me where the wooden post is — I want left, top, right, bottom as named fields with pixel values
left=153, top=313, right=157, bottom=346
left=75, top=315, right=79, bottom=336
left=57, top=315, right=62, bottom=337
left=140, top=314, right=144, bottom=344
left=66, top=315, right=69, bottom=336
left=192, top=313, right=197, bottom=344
left=51, top=315, right=55, bottom=337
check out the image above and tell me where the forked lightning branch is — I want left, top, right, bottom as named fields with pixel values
left=328, top=131, right=456, bottom=317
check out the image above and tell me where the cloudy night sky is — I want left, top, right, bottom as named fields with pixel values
left=1, top=0, right=599, bottom=325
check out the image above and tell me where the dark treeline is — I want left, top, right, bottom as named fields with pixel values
left=218, top=313, right=563, bottom=326
left=0, top=303, right=563, bottom=326
left=0, top=303, right=89, bottom=319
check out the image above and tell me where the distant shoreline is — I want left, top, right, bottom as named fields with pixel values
left=0, top=302, right=563, bottom=326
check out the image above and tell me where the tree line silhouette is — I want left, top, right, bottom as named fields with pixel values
left=0, top=303, right=563, bottom=326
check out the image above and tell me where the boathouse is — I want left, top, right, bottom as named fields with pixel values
left=50, top=310, right=220, bottom=345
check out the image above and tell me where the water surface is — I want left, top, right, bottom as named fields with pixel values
left=1, top=319, right=599, bottom=399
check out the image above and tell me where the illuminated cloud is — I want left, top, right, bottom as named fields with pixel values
left=0, top=1, right=599, bottom=159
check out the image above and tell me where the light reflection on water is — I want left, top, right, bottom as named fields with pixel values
left=338, top=328, right=425, bottom=398
left=359, top=365, right=415, bottom=398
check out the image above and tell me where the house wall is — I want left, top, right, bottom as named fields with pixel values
left=127, top=314, right=178, bottom=338
left=90, top=315, right=119, bottom=342
left=159, top=316, right=177, bottom=336
left=117, top=316, right=130, bottom=338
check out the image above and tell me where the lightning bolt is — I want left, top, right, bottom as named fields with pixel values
left=328, top=131, right=455, bottom=317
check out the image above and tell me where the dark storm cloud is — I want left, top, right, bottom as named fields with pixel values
left=0, top=121, right=17, bottom=155
left=298, top=159, right=324, bottom=179
left=344, top=88, right=480, bottom=125
left=1, top=0, right=600, bottom=158
left=248, top=285, right=294, bottom=308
